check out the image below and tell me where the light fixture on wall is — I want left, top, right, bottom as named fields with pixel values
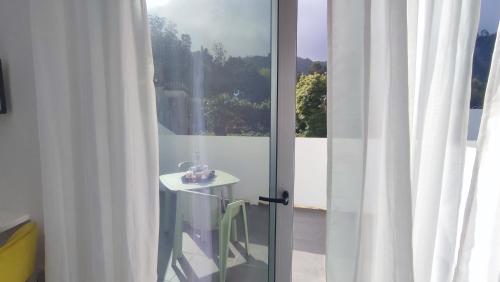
left=0, top=59, right=6, bottom=114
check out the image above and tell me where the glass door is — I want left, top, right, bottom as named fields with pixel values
left=147, top=0, right=295, bottom=281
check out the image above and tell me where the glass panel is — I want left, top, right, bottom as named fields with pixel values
left=148, top=1, right=276, bottom=281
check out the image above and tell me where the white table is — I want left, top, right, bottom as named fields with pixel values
left=160, top=170, right=240, bottom=240
left=160, top=170, right=240, bottom=192
left=0, top=211, right=30, bottom=233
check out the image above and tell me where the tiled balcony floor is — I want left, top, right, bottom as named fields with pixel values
left=292, top=208, right=326, bottom=282
left=158, top=200, right=326, bottom=282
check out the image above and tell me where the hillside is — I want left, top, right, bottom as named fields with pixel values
left=471, top=32, right=496, bottom=108
left=473, top=32, right=496, bottom=81
left=297, top=57, right=327, bottom=75
left=296, top=32, right=496, bottom=109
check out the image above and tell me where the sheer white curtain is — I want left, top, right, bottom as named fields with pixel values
left=454, top=25, right=500, bottom=282
left=408, top=1, right=481, bottom=281
left=327, top=0, right=481, bottom=281
left=326, top=0, right=414, bottom=281
left=30, top=0, right=159, bottom=281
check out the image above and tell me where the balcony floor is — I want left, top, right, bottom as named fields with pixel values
left=158, top=204, right=326, bottom=282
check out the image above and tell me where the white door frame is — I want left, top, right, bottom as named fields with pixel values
left=274, top=0, right=297, bottom=281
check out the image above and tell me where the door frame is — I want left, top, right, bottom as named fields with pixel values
left=271, top=0, right=297, bottom=281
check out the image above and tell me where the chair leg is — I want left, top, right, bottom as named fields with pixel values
left=241, top=203, right=250, bottom=257
left=219, top=219, right=231, bottom=282
left=227, top=187, right=238, bottom=242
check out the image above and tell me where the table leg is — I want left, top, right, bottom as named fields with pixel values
left=172, top=193, right=183, bottom=265
left=162, top=190, right=170, bottom=233
left=227, top=185, right=238, bottom=241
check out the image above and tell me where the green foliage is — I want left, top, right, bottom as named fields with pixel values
left=204, top=94, right=270, bottom=136
left=308, top=61, right=326, bottom=74
left=149, top=15, right=192, bottom=90
left=471, top=32, right=497, bottom=109
left=258, top=68, right=271, bottom=79
left=296, top=73, right=327, bottom=137
left=212, top=42, right=227, bottom=66
left=149, top=15, right=272, bottom=136
left=470, top=78, right=486, bottom=109
left=150, top=12, right=495, bottom=138
left=473, top=32, right=496, bottom=82
left=296, top=57, right=327, bottom=76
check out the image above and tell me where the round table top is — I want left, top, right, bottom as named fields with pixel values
left=160, top=170, right=240, bottom=191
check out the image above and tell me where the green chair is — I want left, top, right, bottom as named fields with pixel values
left=219, top=200, right=249, bottom=282
left=172, top=190, right=249, bottom=282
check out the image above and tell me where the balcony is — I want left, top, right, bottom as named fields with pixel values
left=158, top=133, right=327, bottom=282
left=157, top=109, right=481, bottom=281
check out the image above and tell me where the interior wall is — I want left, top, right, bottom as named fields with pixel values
left=0, top=0, right=44, bottom=238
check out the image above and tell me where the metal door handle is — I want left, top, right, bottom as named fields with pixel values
left=259, top=191, right=289, bottom=206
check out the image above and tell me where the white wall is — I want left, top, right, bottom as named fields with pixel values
left=159, top=134, right=270, bottom=204
left=0, top=0, right=44, bottom=263
left=468, top=109, right=483, bottom=140
left=293, top=110, right=484, bottom=210
left=294, top=138, right=327, bottom=209
left=159, top=135, right=327, bottom=210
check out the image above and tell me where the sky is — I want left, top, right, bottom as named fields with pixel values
left=297, top=0, right=327, bottom=61
left=479, top=0, right=500, bottom=33
left=296, top=0, right=500, bottom=61
left=147, top=0, right=271, bottom=57
left=148, top=0, right=499, bottom=62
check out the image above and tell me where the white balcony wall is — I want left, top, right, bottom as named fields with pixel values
left=468, top=109, right=483, bottom=140
left=159, top=109, right=483, bottom=210
left=158, top=133, right=329, bottom=209
left=294, top=138, right=327, bottom=210
left=159, top=133, right=270, bottom=205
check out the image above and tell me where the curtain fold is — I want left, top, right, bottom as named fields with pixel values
left=30, top=0, right=159, bottom=281
left=326, top=0, right=414, bottom=281
left=453, top=24, right=500, bottom=282
left=328, top=0, right=482, bottom=281
left=408, top=0, right=481, bottom=281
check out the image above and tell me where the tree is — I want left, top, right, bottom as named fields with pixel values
left=204, top=93, right=270, bottom=136
left=149, top=15, right=273, bottom=136
left=470, top=78, right=486, bottom=109
left=470, top=32, right=496, bottom=109
left=308, top=61, right=326, bottom=74
left=212, top=42, right=227, bottom=66
left=473, top=32, right=496, bottom=82
left=148, top=15, right=192, bottom=90
left=296, top=73, right=327, bottom=137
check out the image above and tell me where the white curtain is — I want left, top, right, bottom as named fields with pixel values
left=454, top=25, right=500, bottom=282
left=30, top=0, right=159, bottom=281
left=327, top=0, right=481, bottom=281
left=408, top=0, right=481, bottom=282
left=326, top=0, right=414, bottom=281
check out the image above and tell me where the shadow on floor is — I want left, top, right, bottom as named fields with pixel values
left=158, top=191, right=326, bottom=282
left=158, top=190, right=269, bottom=282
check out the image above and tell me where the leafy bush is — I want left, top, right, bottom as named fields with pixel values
left=204, top=93, right=270, bottom=136
left=296, top=73, right=327, bottom=137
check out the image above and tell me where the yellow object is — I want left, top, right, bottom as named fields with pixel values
left=0, top=222, right=39, bottom=282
